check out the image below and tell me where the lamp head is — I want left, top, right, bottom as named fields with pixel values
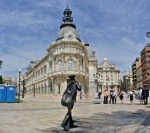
left=18, top=68, right=21, bottom=72
left=146, top=32, right=150, bottom=38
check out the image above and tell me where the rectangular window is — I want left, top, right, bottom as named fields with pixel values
left=49, top=62, right=52, bottom=70
left=58, top=85, right=60, bottom=94
left=58, top=61, right=62, bottom=71
left=68, top=60, right=73, bottom=70
left=66, top=46, right=69, bottom=52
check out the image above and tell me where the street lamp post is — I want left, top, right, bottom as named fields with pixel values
left=18, top=68, right=21, bottom=100
left=93, top=72, right=100, bottom=93
left=22, top=77, right=25, bottom=98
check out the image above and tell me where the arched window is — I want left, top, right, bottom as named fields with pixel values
left=66, top=46, right=69, bottom=52
left=58, top=60, right=62, bottom=71
left=57, top=47, right=61, bottom=54
left=68, top=59, right=73, bottom=70
left=49, top=62, right=52, bottom=71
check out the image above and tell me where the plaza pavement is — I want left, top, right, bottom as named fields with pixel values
left=0, top=96, right=149, bottom=133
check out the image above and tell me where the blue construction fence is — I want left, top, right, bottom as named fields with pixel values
left=0, top=84, right=16, bottom=103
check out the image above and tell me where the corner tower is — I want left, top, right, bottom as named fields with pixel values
left=56, top=6, right=81, bottom=42
left=25, top=6, right=89, bottom=100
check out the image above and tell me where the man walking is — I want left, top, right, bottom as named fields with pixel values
left=109, top=90, right=113, bottom=104
left=142, top=84, right=149, bottom=105
left=112, top=90, right=117, bottom=104
left=61, top=75, right=81, bottom=131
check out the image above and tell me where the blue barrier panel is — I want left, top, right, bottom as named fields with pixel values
left=0, top=84, right=6, bottom=102
left=6, top=85, right=16, bottom=103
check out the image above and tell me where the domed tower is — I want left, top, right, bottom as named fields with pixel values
left=46, top=6, right=89, bottom=98
left=56, top=6, right=81, bottom=42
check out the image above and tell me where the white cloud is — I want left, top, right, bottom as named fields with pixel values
left=1, top=0, right=150, bottom=81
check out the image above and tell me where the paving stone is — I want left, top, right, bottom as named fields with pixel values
left=0, top=97, right=149, bottom=133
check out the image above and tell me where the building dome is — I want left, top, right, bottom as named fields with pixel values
left=56, top=26, right=81, bottom=41
left=55, top=6, right=81, bottom=42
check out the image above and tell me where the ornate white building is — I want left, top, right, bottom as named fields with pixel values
left=24, top=6, right=120, bottom=99
left=97, top=58, right=120, bottom=92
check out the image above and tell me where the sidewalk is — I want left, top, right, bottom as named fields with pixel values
left=0, top=96, right=149, bottom=133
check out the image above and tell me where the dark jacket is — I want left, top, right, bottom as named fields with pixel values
left=61, top=80, right=81, bottom=108
left=142, top=88, right=149, bottom=97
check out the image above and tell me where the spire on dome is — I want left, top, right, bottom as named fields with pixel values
left=67, top=1, right=69, bottom=8
left=60, top=4, right=76, bottom=29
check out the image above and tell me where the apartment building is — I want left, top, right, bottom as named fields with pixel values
left=136, top=57, right=142, bottom=88
left=141, top=43, right=150, bottom=86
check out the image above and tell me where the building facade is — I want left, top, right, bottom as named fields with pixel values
left=132, top=61, right=137, bottom=88
left=3, top=77, right=12, bottom=85
left=24, top=6, right=120, bottom=98
left=96, top=58, right=120, bottom=93
left=122, top=72, right=133, bottom=92
left=136, top=57, right=143, bottom=88
left=25, top=6, right=90, bottom=99
left=141, top=43, right=150, bottom=86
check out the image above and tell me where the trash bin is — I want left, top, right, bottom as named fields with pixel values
left=0, top=84, right=7, bottom=102
left=6, top=85, right=16, bottom=103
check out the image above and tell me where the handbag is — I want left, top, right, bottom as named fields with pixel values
left=61, top=81, right=74, bottom=107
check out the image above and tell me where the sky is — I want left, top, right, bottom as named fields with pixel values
left=0, top=0, right=150, bottom=81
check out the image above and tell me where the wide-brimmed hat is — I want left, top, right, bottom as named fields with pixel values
left=69, top=75, right=76, bottom=80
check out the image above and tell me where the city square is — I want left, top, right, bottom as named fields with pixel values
left=0, top=1, right=150, bottom=133
left=0, top=97, right=149, bottom=133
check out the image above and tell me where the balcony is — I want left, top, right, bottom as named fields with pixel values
left=47, top=70, right=87, bottom=78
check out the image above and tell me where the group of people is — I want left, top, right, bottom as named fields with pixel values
left=102, top=84, right=150, bottom=105
left=103, top=89, right=124, bottom=104
left=60, top=75, right=150, bottom=131
left=129, top=84, right=149, bottom=105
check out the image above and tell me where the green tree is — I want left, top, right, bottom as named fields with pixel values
left=0, top=75, right=2, bottom=84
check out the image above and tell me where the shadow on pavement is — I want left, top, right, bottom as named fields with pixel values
left=36, top=109, right=150, bottom=133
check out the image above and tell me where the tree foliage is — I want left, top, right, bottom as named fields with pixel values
left=0, top=75, right=2, bottom=84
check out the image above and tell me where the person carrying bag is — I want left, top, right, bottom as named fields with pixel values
left=61, top=75, right=81, bottom=131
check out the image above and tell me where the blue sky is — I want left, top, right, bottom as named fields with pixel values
left=0, top=0, right=150, bottom=81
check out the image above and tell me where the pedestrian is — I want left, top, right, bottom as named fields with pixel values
left=118, top=91, right=124, bottom=104
left=103, top=90, right=108, bottom=104
left=142, top=84, right=149, bottom=105
left=98, top=90, right=102, bottom=99
left=128, top=90, right=134, bottom=105
left=138, top=87, right=143, bottom=105
left=112, top=90, right=117, bottom=104
left=109, top=90, right=113, bottom=104
left=61, top=75, right=81, bottom=131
